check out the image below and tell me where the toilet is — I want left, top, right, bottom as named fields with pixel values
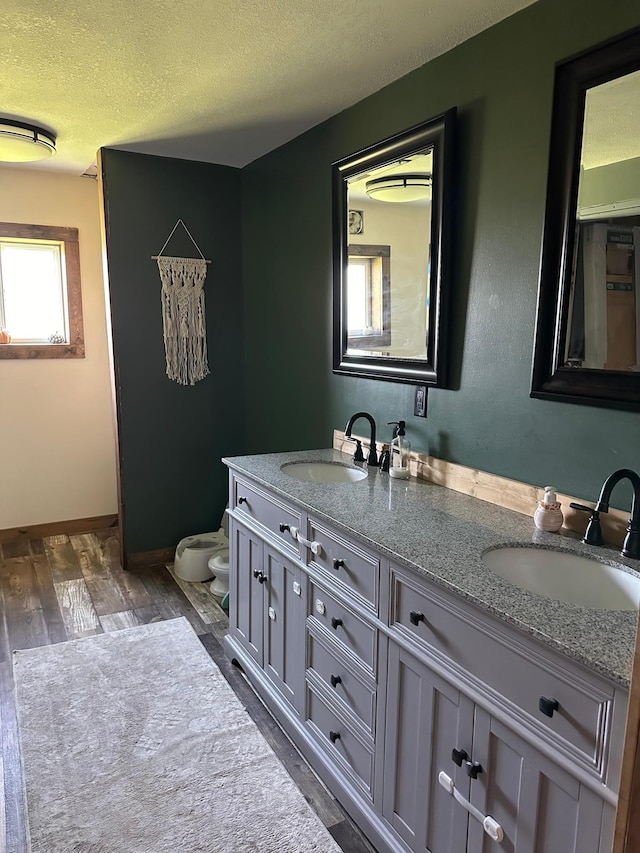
left=174, top=528, right=228, bottom=582
left=208, top=552, right=230, bottom=597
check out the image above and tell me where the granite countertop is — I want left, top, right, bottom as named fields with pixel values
left=223, top=448, right=639, bottom=688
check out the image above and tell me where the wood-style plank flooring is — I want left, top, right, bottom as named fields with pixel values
left=0, top=530, right=376, bottom=853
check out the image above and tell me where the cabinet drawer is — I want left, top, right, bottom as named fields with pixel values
left=308, top=579, right=377, bottom=675
left=307, top=517, right=379, bottom=612
left=231, top=475, right=301, bottom=557
left=307, top=630, right=376, bottom=734
left=306, top=683, right=374, bottom=797
left=391, top=568, right=614, bottom=775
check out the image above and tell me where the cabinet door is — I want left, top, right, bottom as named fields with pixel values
left=230, top=519, right=264, bottom=666
left=468, top=709, right=605, bottom=853
left=382, top=642, right=473, bottom=853
left=264, top=547, right=304, bottom=711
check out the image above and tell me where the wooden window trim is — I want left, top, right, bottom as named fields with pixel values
left=0, top=222, right=85, bottom=360
left=347, top=243, right=391, bottom=349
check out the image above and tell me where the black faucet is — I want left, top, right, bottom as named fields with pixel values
left=570, top=468, right=640, bottom=559
left=345, top=412, right=378, bottom=466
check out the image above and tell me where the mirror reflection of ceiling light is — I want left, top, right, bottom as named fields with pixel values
left=0, top=120, right=56, bottom=162
left=365, top=173, right=432, bottom=202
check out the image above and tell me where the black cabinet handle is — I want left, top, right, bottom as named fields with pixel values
left=466, top=761, right=483, bottom=779
left=451, top=748, right=468, bottom=767
left=238, top=496, right=248, bottom=505
left=253, top=570, right=266, bottom=584
left=331, top=617, right=343, bottom=630
left=452, top=748, right=482, bottom=778
left=539, top=696, right=559, bottom=718
left=330, top=674, right=342, bottom=688
left=253, top=569, right=261, bottom=579
left=257, top=574, right=267, bottom=584
left=329, top=730, right=341, bottom=743
left=279, top=523, right=291, bottom=533
left=333, top=558, right=345, bottom=570
left=409, top=611, right=425, bottom=626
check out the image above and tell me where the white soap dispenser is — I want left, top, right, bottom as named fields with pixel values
left=388, top=420, right=411, bottom=480
left=534, top=486, right=564, bottom=532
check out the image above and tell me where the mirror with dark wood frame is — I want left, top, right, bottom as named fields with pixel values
left=532, top=28, right=640, bottom=410
left=332, top=110, right=455, bottom=385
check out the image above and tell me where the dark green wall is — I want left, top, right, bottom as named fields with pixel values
left=101, top=149, right=245, bottom=554
left=242, top=0, right=640, bottom=506
left=102, top=0, right=640, bottom=556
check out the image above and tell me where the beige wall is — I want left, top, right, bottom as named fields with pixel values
left=349, top=198, right=431, bottom=357
left=579, top=156, right=640, bottom=210
left=0, top=167, right=118, bottom=528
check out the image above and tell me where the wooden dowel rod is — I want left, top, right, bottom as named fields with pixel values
left=151, top=256, right=211, bottom=263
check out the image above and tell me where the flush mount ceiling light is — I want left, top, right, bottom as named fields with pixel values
left=365, top=173, right=432, bottom=202
left=0, top=119, right=56, bottom=162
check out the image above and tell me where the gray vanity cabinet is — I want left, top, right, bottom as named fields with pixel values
left=230, top=516, right=304, bottom=712
left=467, top=710, right=606, bottom=853
left=225, top=470, right=625, bottom=853
left=382, top=641, right=473, bottom=853
left=231, top=519, right=264, bottom=666
left=383, top=642, right=608, bottom=853
left=263, top=545, right=304, bottom=710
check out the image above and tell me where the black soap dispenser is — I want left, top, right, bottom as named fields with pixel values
left=387, top=421, right=411, bottom=480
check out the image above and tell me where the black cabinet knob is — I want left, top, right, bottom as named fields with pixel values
left=330, top=674, right=342, bottom=688
left=409, top=611, right=425, bottom=626
left=238, top=496, right=248, bottom=505
left=333, top=558, right=346, bottom=570
left=253, top=569, right=261, bottom=579
left=539, top=696, right=559, bottom=718
left=258, top=574, right=267, bottom=584
left=253, top=570, right=266, bottom=584
left=279, top=523, right=291, bottom=533
left=451, top=747, right=468, bottom=767
left=329, top=730, right=341, bottom=744
left=331, top=617, right=343, bottom=630
left=466, top=761, right=483, bottom=779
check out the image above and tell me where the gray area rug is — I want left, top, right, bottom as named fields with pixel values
left=14, top=618, right=341, bottom=853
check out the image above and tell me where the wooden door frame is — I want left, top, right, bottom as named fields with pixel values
left=96, top=150, right=127, bottom=570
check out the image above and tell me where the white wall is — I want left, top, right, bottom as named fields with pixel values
left=0, top=167, right=118, bottom=528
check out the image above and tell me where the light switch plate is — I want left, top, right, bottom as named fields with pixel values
left=414, top=385, right=428, bottom=418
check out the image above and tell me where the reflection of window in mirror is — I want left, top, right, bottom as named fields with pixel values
left=346, top=148, right=432, bottom=360
left=333, top=110, right=454, bottom=385
left=567, top=69, right=640, bottom=373
left=347, top=244, right=390, bottom=350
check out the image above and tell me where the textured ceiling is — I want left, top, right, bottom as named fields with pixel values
left=582, top=70, right=640, bottom=170
left=1, top=0, right=536, bottom=175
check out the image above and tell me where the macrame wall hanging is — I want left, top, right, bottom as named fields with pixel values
left=152, top=220, right=211, bottom=386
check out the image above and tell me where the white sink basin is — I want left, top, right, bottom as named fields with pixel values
left=482, top=547, right=640, bottom=610
left=280, top=461, right=368, bottom=483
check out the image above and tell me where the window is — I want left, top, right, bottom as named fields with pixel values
left=0, top=222, right=84, bottom=359
left=346, top=243, right=391, bottom=350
